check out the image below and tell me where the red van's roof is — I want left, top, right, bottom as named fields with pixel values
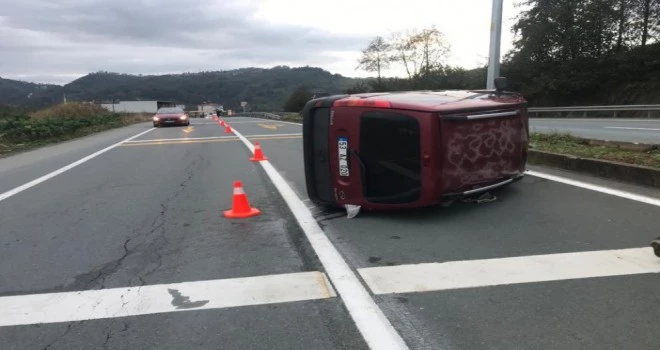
left=335, top=90, right=526, bottom=112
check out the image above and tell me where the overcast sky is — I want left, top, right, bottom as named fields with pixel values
left=0, top=0, right=520, bottom=85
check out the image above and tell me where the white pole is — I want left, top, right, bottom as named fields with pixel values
left=486, top=0, right=504, bottom=89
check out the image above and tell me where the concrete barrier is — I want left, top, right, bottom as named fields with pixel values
left=528, top=150, right=660, bottom=188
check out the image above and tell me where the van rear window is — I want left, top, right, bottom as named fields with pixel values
left=359, top=112, right=421, bottom=204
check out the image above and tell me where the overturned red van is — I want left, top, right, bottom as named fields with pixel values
left=302, top=84, right=529, bottom=214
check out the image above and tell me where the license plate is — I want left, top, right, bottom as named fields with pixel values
left=164, top=120, right=174, bottom=123
left=338, top=137, right=349, bottom=177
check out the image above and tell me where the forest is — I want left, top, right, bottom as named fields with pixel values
left=346, top=0, right=660, bottom=107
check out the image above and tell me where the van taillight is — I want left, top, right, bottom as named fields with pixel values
left=333, top=99, right=391, bottom=108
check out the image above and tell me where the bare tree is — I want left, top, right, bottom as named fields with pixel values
left=415, top=26, right=451, bottom=75
left=390, top=26, right=450, bottom=78
left=390, top=30, right=417, bottom=79
left=356, top=36, right=391, bottom=83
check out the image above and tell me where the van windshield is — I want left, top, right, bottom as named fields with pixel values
left=359, top=111, right=421, bottom=204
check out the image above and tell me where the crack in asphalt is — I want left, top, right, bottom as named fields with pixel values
left=66, top=236, right=132, bottom=291
left=65, top=155, right=202, bottom=292
left=126, top=156, right=200, bottom=288
left=101, top=320, right=131, bottom=350
left=43, top=321, right=83, bottom=350
left=101, top=330, right=112, bottom=350
left=22, top=156, right=202, bottom=349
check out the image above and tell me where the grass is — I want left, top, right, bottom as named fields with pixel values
left=0, top=103, right=151, bottom=157
left=531, top=133, right=660, bottom=169
left=279, top=112, right=302, bottom=123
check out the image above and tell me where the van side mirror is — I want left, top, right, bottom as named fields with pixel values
left=494, top=77, right=507, bottom=92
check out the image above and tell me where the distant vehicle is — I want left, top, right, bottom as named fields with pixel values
left=302, top=78, right=529, bottom=214
left=153, top=107, right=190, bottom=127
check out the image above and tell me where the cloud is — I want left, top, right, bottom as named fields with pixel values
left=0, top=0, right=370, bottom=84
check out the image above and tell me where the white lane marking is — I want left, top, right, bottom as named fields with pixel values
left=0, top=271, right=335, bottom=327
left=359, top=248, right=660, bottom=295
left=124, top=133, right=302, bottom=144
left=0, top=128, right=155, bottom=203
left=526, top=170, right=660, bottom=207
left=532, top=118, right=660, bottom=122
left=231, top=128, right=409, bottom=350
left=603, top=126, right=660, bottom=131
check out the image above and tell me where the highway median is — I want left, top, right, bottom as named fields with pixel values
left=0, top=103, right=151, bottom=157
left=529, top=133, right=660, bottom=187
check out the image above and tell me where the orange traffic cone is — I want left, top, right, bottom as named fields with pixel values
left=250, top=142, right=269, bottom=161
left=223, top=181, right=261, bottom=218
left=224, top=124, right=232, bottom=133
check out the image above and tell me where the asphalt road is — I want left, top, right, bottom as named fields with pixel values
left=1, top=117, right=659, bottom=350
left=530, top=118, right=660, bottom=143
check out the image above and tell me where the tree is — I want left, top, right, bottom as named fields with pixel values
left=614, top=0, right=633, bottom=51
left=283, top=86, right=313, bottom=112
left=414, top=26, right=451, bottom=76
left=510, top=0, right=622, bottom=61
left=356, top=36, right=392, bottom=83
left=390, top=27, right=450, bottom=78
left=631, top=0, right=660, bottom=48
left=581, top=0, right=617, bottom=58
left=390, top=31, right=417, bottom=79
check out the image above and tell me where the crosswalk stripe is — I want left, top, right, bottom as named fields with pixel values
left=359, top=247, right=660, bottom=295
left=0, top=271, right=335, bottom=327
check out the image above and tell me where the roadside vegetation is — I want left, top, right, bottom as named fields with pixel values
left=329, top=0, right=660, bottom=107
left=531, top=133, right=660, bottom=169
left=0, top=103, right=150, bottom=157
left=278, top=112, right=302, bottom=123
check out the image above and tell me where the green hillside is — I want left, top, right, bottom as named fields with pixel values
left=0, top=78, right=63, bottom=108
left=0, top=66, right=359, bottom=111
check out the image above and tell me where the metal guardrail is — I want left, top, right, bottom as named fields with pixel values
left=528, top=105, right=660, bottom=118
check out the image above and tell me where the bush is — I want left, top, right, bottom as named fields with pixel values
left=0, top=103, right=151, bottom=149
left=31, top=102, right=111, bottom=120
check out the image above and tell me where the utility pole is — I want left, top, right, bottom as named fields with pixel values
left=486, top=0, right=504, bottom=89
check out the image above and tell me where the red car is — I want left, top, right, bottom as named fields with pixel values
left=153, top=107, right=190, bottom=127
left=302, top=81, right=529, bottom=213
